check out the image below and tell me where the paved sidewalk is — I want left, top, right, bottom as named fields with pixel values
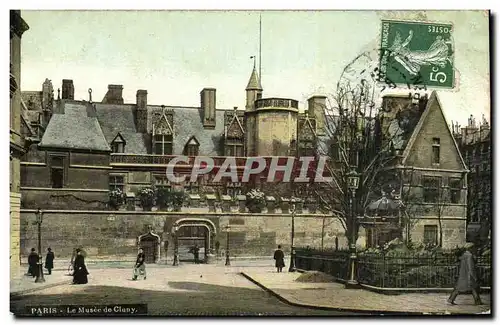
left=11, top=260, right=271, bottom=296
left=241, top=270, right=491, bottom=315
left=11, top=270, right=72, bottom=296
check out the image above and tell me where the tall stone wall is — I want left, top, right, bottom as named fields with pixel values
left=19, top=210, right=348, bottom=262
left=11, top=193, right=21, bottom=277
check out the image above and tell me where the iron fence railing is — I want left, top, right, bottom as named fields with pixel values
left=295, top=248, right=350, bottom=281
left=295, top=247, right=491, bottom=289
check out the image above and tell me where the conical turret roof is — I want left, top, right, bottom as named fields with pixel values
left=246, top=66, right=262, bottom=91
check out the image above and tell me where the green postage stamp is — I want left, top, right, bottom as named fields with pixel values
left=379, top=19, right=455, bottom=89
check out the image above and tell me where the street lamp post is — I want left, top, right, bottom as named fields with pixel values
left=172, top=225, right=179, bottom=266
left=224, top=225, right=231, bottom=266
left=288, top=199, right=296, bottom=272
left=345, top=169, right=360, bottom=289
left=34, top=208, right=45, bottom=283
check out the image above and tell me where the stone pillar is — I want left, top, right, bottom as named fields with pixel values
left=295, top=199, right=304, bottom=214
left=280, top=197, right=290, bottom=214
left=306, top=199, right=317, bottom=214
left=126, top=192, right=136, bottom=211
left=266, top=196, right=276, bottom=213
left=206, top=194, right=217, bottom=212
left=237, top=195, right=247, bottom=213
left=221, top=195, right=232, bottom=212
left=188, top=194, right=201, bottom=208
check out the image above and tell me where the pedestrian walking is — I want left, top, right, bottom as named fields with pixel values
left=447, top=243, right=483, bottom=305
left=27, top=248, right=39, bottom=278
left=72, top=248, right=89, bottom=284
left=191, top=244, right=200, bottom=264
left=273, top=245, right=285, bottom=273
left=132, top=248, right=146, bottom=280
left=45, top=247, right=55, bottom=275
left=215, top=241, right=220, bottom=256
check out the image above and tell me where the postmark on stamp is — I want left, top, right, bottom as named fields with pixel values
left=379, top=19, right=455, bottom=89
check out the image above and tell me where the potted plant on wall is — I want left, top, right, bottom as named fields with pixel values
left=171, top=191, right=185, bottom=212
left=156, top=188, right=185, bottom=212
left=156, top=187, right=170, bottom=211
left=245, top=189, right=266, bottom=213
left=109, top=188, right=125, bottom=210
left=137, top=186, right=156, bottom=211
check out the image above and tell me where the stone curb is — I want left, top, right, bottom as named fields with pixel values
left=240, top=272, right=483, bottom=316
left=10, top=279, right=72, bottom=298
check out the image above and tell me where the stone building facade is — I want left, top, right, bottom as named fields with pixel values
left=10, top=10, right=29, bottom=276
left=19, top=66, right=331, bottom=261
left=452, top=116, right=491, bottom=244
left=360, top=92, right=468, bottom=249
left=18, top=63, right=468, bottom=261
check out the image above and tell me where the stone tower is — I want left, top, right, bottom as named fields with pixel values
left=244, top=66, right=263, bottom=156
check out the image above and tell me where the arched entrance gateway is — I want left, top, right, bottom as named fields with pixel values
left=137, top=226, right=161, bottom=263
left=172, top=218, right=217, bottom=263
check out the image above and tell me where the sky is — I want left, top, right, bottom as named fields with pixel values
left=19, top=10, right=490, bottom=126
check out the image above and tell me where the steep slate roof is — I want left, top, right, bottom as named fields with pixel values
left=146, top=105, right=226, bottom=156
left=40, top=102, right=111, bottom=151
left=246, top=66, right=262, bottom=91
left=402, top=91, right=467, bottom=169
left=94, top=103, right=149, bottom=154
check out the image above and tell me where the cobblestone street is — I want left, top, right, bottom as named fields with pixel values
left=10, top=263, right=359, bottom=316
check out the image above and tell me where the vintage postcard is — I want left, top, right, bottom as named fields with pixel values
left=9, top=9, right=491, bottom=317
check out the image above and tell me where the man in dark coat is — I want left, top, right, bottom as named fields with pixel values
left=192, top=244, right=200, bottom=264
left=273, top=245, right=285, bottom=273
left=72, top=248, right=89, bottom=284
left=132, top=248, right=146, bottom=280
left=45, top=247, right=55, bottom=275
left=27, top=248, right=39, bottom=277
left=448, top=243, right=483, bottom=305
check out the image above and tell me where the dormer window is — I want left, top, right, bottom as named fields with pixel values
left=111, top=133, right=126, bottom=153
left=154, top=134, right=173, bottom=155
left=184, top=136, right=200, bottom=156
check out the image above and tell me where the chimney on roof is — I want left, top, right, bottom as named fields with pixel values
left=102, top=84, right=124, bottom=104
left=200, top=88, right=216, bottom=129
left=307, top=96, right=327, bottom=136
left=61, top=79, right=74, bottom=100
left=136, top=89, right=148, bottom=133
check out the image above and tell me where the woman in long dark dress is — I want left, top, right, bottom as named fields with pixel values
left=273, top=245, right=285, bottom=273
left=72, top=249, right=89, bottom=284
left=45, top=247, right=55, bottom=275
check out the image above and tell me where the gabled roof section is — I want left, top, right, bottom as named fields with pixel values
left=21, top=91, right=42, bottom=110
left=40, top=102, right=111, bottom=152
left=246, top=66, right=263, bottom=91
left=147, top=105, right=226, bottom=155
left=111, top=132, right=126, bottom=144
left=186, top=135, right=200, bottom=146
left=153, top=110, right=174, bottom=135
left=20, top=97, right=36, bottom=136
left=402, top=91, right=467, bottom=170
left=298, top=112, right=317, bottom=140
left=225, top=111, right=245, bottom=138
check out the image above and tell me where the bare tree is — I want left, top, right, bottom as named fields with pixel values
left=313, top=79, right=399, bottom=248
